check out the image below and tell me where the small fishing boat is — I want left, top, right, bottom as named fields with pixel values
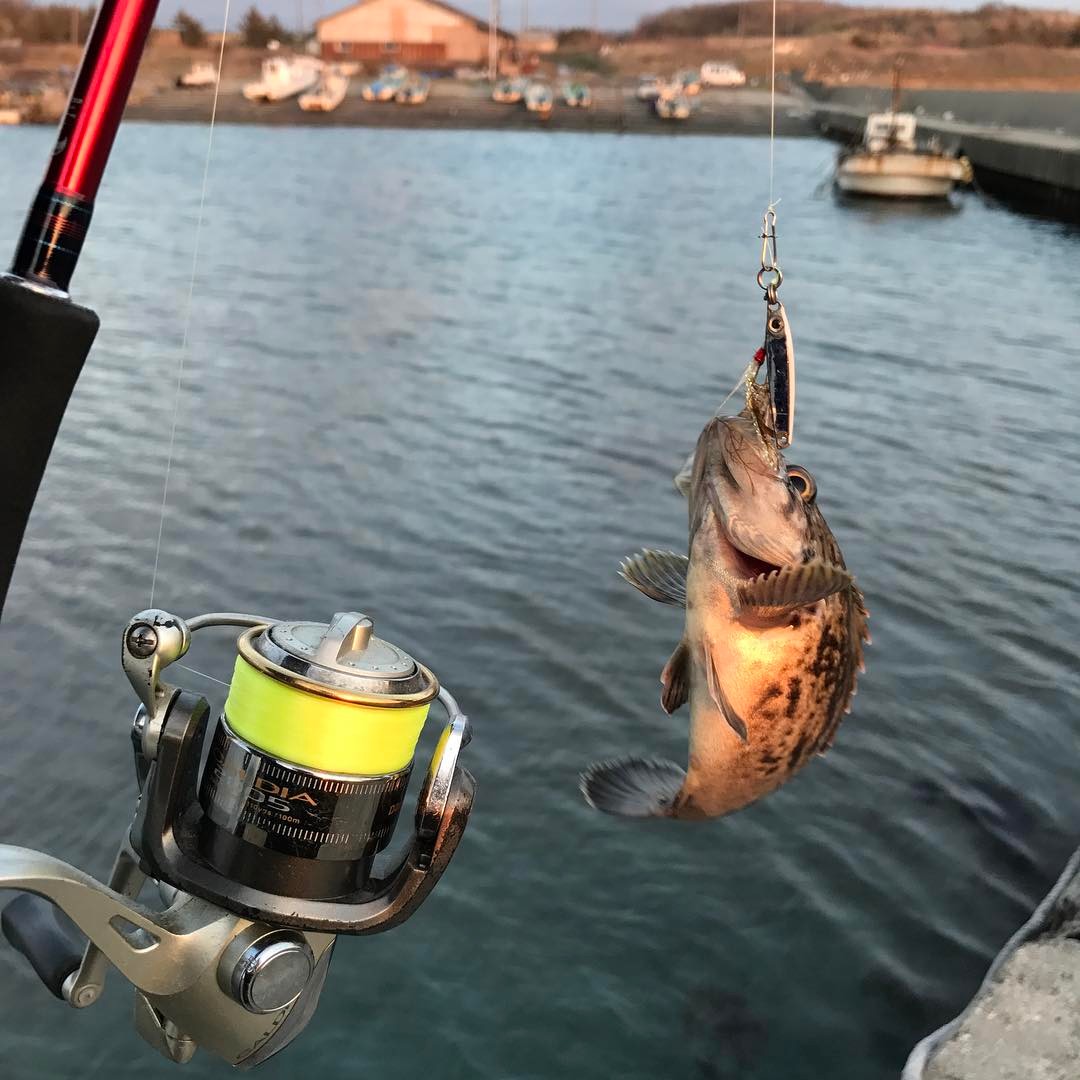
left=524, top=81, right=554, bottom=118
left=176, top=61, right=217, bottom=88
left=654, top=89, right=691, bottom=121
left=636, top=74, right=662, bottom=102
left=361, top=64, right=407, bottom=102
left=674, top=68, right=702, bottom=96
left=835, top=112, right=972, bottom=199
left=243, top=56, right=322, bottom=102
left=492, top=77, right=524, bottom=104
left=299, top=68, right=349, bottom=112
left=562, top=82, right=591, bottom=108
left=835, top=62, right=972, bottom=200
left=395, top=75, right=430, bottom=106
left=0, top=107, right=21, bottom=125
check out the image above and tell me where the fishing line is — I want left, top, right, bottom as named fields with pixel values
left=175, top=662, right=231, bottom=688
left=768, top=0, right=777, bottom=209
left=148, top=0, right=233, bottom=606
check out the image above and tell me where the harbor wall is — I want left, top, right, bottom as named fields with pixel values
left=803, top=82, right=1080, bottom=138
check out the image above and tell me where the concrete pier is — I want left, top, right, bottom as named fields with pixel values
left=904, top=848, right=1080, bottom=1080
left=813, top=101, right=1080, bottom=222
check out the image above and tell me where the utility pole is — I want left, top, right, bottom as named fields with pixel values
left=521, top=0, right=528, bottom=32
left=591, top=0, right=598, bottom=36
left=488, top=0, right=499, bottom=80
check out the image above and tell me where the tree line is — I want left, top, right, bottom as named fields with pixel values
left=635, top=2, right=1080, bottom=49
left=0, top=2, right=305, bottom=48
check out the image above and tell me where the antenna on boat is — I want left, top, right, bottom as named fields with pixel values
left=891, top=54, right=905, bottom=114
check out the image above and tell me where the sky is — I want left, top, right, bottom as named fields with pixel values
left=154, top=0, right=1080, bottom=35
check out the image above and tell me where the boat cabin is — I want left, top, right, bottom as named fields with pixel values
left=863, top=112, right=918, bottom=153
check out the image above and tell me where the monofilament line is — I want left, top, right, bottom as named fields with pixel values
left=149, top=0, right=233, bottom=607
left=768, top=0, right=777, bottom=209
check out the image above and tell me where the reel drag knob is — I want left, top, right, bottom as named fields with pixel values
left=198, top=612, right=439, bottom=899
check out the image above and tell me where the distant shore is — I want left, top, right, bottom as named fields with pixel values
left=123, top=81, right=815, bottom=137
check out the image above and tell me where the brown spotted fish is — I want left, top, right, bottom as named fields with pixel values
left=581, top=387, right=868, bottom=819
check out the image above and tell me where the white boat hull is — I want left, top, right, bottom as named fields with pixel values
left=244, top=58, right=322, bottom=102
left=836, top=150, right=970, bottom=199
left=299, top=75, right=349, bottom=112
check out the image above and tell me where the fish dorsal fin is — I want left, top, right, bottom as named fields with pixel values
left=619, top=549, right=688, bottom=606
left=660, top=640, right=691, bottom=714
left=736, top=560, right=851, bottom=622
left=702, top=639, right=748, bottom=742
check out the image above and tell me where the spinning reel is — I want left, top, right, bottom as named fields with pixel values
left=0, top=609, right=474, bottom=1068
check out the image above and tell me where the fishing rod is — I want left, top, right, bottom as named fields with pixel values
left=0, top=0, right=159, bottom=617
left=0, top=3, right=476, bottom=1067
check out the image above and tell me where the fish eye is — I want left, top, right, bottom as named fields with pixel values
left=787, top=465, right=816, bottom=503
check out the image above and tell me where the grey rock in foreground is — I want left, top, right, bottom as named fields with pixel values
left=906, top=849, right=1080, bottom=1080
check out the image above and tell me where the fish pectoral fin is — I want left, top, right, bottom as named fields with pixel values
left=660, top=640, right=691, bottom=714
left=619, top=549, right=688, bottom=606
left=702, top=642, right=748, bottom=742
left=736, top=560, right=852, bottom=622
left=580, top=757, right=686, bottom=818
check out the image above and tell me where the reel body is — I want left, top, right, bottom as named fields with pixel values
left=0, top=609, right=474, bottom=1068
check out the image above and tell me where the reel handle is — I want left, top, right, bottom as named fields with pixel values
left=1, top=893, right=84, bottom=999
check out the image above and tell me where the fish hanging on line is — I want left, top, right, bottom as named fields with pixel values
left=581, top=373, right=869, bottom=820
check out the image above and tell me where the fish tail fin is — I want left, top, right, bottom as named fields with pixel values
left=580, top=757, right=685, bottom=818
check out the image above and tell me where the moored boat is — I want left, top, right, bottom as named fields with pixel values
left=492, top=77, right=525, bottom=104
left=835, top=112, right=972, bottom=199
left=176, top=61, right=217, bottom=88
left=361, top=64, right=408, bottom=102
left=674, top=68, right=702, bottom=96
left=395, top=76, right=430, bottom=106
left=243, top=56, right=322, bottom=102
left=299, top=68, right=349, bottom=112
left=636, top=74, right=662, bottom=102
left=654, top=88, right=691, bottom=121
left=562, top=82, right=591, bottom=108
left=524, top=81, right=554, bottom=118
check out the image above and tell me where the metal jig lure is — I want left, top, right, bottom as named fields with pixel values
left=757, top=208, right=796, bottom=449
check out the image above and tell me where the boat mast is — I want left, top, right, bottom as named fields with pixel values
left=891, top=55, right=903, bottom=115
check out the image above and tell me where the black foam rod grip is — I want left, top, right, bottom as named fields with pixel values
left=0, top=275, right=99, bottom=622
left=1, top=893, right=86, bottom=999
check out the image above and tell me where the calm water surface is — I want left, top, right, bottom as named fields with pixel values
left=0, top=125, right=1078, bottom=1080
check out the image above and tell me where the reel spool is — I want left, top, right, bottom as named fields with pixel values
left=0, top=609, right=475, bottom=1068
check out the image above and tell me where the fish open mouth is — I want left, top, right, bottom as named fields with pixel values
left=715, top=519, right=784, bottom=582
